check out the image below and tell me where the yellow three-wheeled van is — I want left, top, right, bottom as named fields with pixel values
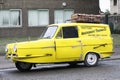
left=5, top=23, right=113, bottom=72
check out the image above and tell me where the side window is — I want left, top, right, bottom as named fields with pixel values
left=63, top=26, right=78, bottom=38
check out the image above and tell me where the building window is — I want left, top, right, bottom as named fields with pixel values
left=28, top=9, right=49, bottom=26
left=0, top=9, right=21, bottom=27
left=54, top=9, right=74, bottom=23
left=113, top=0, right=117, bottom=6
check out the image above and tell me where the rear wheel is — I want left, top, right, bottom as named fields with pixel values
left=84, top=53, right=99, bottom=67
left=15, top=62, right=32, bottom=72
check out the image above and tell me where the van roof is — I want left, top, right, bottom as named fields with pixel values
left=50, top=23, right=109, bottom=27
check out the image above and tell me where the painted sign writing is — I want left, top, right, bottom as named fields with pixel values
left=81, top=28, right=106, bottom=35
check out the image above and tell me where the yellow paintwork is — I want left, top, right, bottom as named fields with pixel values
left=5, top=23, right=113, bottom=64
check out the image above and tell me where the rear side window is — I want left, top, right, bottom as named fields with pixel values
left=62, top=26, right=78, bottom=38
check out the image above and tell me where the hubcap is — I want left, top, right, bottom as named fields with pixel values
left=87, top=53, right=97, bottom=65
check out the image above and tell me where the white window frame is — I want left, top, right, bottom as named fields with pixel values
left=0, top=9, right=22, bottom=28
left=54, top=9, right=74, bottom=24
left=28, top=9, right=49, bottom=27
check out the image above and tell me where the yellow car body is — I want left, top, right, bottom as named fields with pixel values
left=5, top=23, right=113, bottom=71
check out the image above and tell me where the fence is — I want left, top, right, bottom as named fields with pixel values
left=101, top=14, right=120, bottom=34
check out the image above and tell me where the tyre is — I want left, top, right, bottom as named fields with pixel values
left=84, top=53, right=99, bottom=67
left=15, top=62, right=32, bottom=72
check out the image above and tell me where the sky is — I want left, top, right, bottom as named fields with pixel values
left=99, top=0, right=110, bottom=12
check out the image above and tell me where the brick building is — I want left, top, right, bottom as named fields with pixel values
left=0, top=0, right=100, bottom=37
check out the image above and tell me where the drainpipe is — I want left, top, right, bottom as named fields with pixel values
left=105, top=13, right=109, bottom=24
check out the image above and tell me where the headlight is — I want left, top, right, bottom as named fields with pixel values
left=5, top=47, right=8, bottom=52
left=13, top=45, right=17, bottom=52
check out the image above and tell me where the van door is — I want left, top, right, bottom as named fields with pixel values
left=55, top=26, right=82, bottom=59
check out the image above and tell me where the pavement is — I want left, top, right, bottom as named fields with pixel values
left=0, top=56, right=15, bottom=69
left=0, top=47, right=120, bottom=69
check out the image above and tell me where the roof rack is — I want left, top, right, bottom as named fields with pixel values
left=71, top=13, right=101, bottom=23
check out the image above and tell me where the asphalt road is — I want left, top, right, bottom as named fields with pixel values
left=0, top=59, right=120, bottom=80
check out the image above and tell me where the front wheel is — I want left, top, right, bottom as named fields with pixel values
left=15, top=62, right=32, bottom=72
left=84, top=53, right=99, bottom=67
